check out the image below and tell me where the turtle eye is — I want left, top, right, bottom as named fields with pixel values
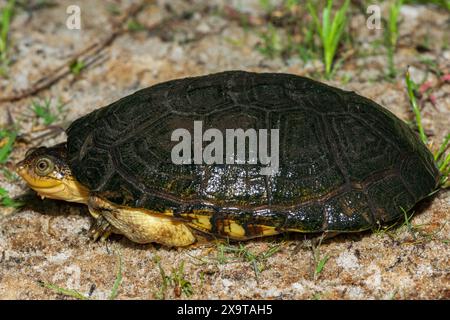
left=35, top=157, right=54, bottom=176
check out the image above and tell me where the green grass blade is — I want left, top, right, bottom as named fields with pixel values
left=307, top=1, right=321, bottom=35
left=315, top=255, right=330, bottom=276
left=434, top=133, right=450, bottom=161
left=108, top=253, right=123, bottom=300
left=39, top=281, right=89, bottom=300
left=0, top=129, right=16, bottom=163
left=308, top=0, right=349, bottom=77
left=0, top=186, right=24, bottom=208
left=385, top=0, right=403, bottom=78
left=405, top=68, right=428, bottom=144
left=439, top=153, right=450, bottom=174
left=322, top=1, right=331, bottom=40
left=0, top=0, right=15, bottom=72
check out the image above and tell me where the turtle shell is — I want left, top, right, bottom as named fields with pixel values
left=66, top=71, right=440, bottom=237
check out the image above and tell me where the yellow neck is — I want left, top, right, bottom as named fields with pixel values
left=32, top=179, right=89, bottom=204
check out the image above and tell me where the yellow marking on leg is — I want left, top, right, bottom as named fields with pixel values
left=225, top=220, right=246, bottom=238
left=180, top=210, right=214, bottom=233
left=254, top=225, right=279, bottom=237
left=181, top=210, right=282, bottom=240
left=243, top=224, right=280, bottom=239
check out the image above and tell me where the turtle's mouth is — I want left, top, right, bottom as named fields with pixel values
left=16, top=167, right=88, bottom=203
left=16, top=144, right=89, bottom=204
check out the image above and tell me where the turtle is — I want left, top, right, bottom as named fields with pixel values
left=16, top=71, right=440, bottom=247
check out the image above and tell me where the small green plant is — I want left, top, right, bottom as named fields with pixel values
left=405, top=68, right=427, bottom=144
left=384, top=0, right=403, bottom=79
left=404, top=0, right=449, bottom=11
left=309, top=235, right=330, bottom=281
left=400, top=207, right=415, bottom=236
left=127, top=19, right=145, bottom=32
left=0, top=0, right=15, bottom=77
left=39, top=252, right=123, bottom=300
left=398, top=207, right=448, bottom=244
left=215, top=241, right=280, bottom=280
left=38, top=281, right=89, bottom=300
left=0, top=186, right=23, bottom=208
left=257, top=23, right=283, bottom=59
left=311, top=292, right=322, bottom=300
left=314, top=254, right=330, bottom=278
left=259, top=0, right=274, bottom=12
left=170, top=261, right=193, bottom=297
left=284, top=0, right=300, bottom=11
left=307, top=0, right=350, bottom=78
left=108, top=253, right=123, bottom=300
left=404, top=68, right=450, bottom=187
left=69, top=59, right=86, bottom=76
left=154, top=256, right=169, bottom=299
left=154, top=258, right=193, bottom=299
left=434, top=133, right=450, bottom=187
left=0, top=128, right=16, bottom=163
left=31, top=98, right=66, bottom=126
left=106, top=3, right=121, bottom=16
left=372, top=219, right=399, bottom=237
left=372, top=203, right=448, bottom=244
left=388, top=289, right=398, bottom=300
left=297, top=25, right=316, bottom=63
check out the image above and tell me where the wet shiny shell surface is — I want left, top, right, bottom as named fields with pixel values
left=66, top=71, right=440, bottom=236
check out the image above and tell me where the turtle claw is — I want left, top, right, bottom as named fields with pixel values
left=89, top=216, right=113, bottom=242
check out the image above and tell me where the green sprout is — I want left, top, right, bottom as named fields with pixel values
left=311, top=292, right=322, bottom=300
left=108, top=253, right=123, bottom=300
left=170, top=261, right=193, bottom=297
left=398, top=207, right=448, bottom=244
left=127, top=19, right=145, bottom=32
left=405, top=68, right=450, bottom=187
left=309, top=235, right=330, bottom=281
left=0, top=0, right=15, bottom=77
left=0, top=128, right=16, bottom=163
left=405, top=68, right=427, bottom=145
left=384, top=0, right=403, bottom=79
left=297, top=20, right=318, bottom=64
left=403, top=0, right=449, bottom=11
left=215, top=241, right=280, bottom=280
left=31, top=98, right=66, bottom=126
left=257, top=23, right=283, bottom=59
left=154, top=258, right=193, bottom=299
left=307, top=0, right=350, bottom=78
left=106, top=3, right=121, bottom=16
left=314, top=254, right=330, bottom=278
left=154, top=256, right=169, bottom=299
left=259, top=0, right=274, bottom=12
left=435, top=133, right=450, bottom=187
left=69, top=59, right=86, bottom=76
left=38, top=281, right=89, bottom=300
left=284, top=0, right=300, bottom=11
left=0, top=186, right=23, bottom=208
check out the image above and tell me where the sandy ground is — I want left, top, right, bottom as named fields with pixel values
left=0, top=0, right=449, bottom=299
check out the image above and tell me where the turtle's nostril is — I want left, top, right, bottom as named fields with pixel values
left=15, top=161, right=26, bottom=175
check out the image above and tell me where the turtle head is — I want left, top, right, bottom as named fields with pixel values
left=16, top=143, right=89, bottom=204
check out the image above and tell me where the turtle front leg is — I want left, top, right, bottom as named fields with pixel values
left=87, top=195, right=197, bottom=247
left=89, top=215, right=113, bottom=242
left=87, top=196, right=119, bottom=242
